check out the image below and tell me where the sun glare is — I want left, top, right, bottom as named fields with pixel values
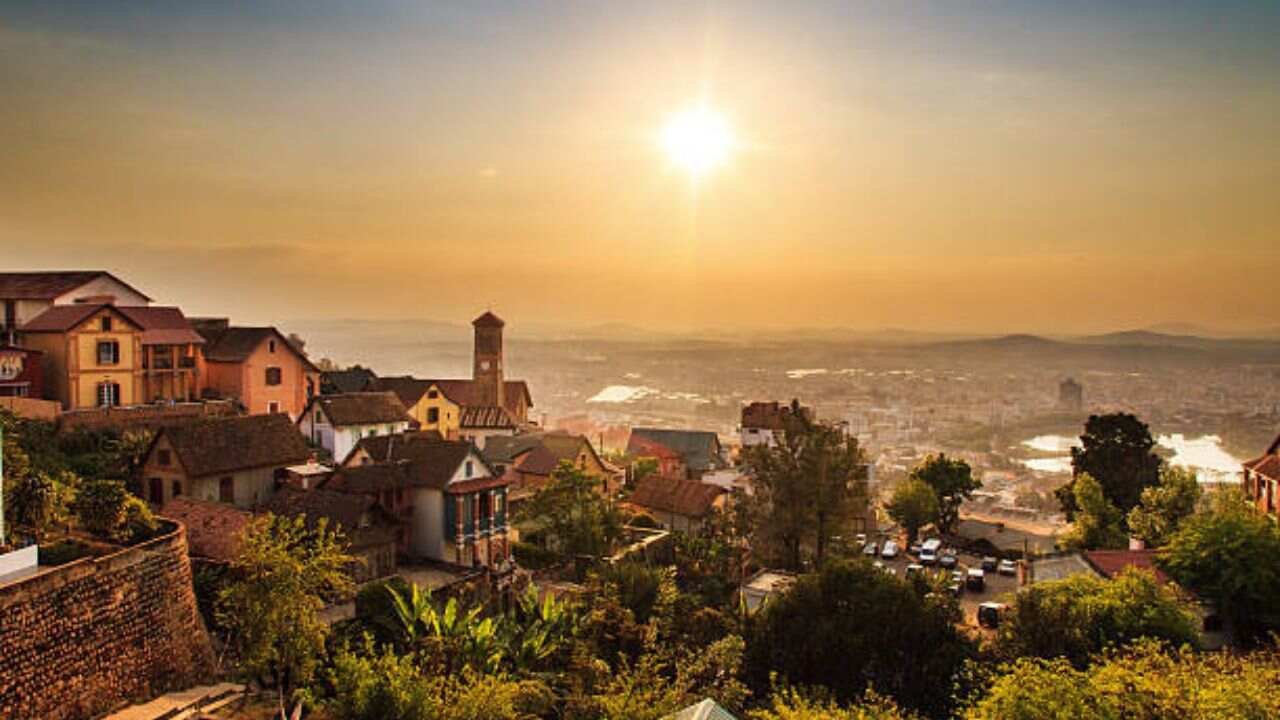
left=661, top=106, right=733, bottom=178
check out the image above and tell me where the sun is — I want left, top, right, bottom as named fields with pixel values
left=661, top=106, right=734, bottom=178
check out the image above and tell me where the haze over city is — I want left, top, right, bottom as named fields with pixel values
left=3, top=1, right=1279, bottom=333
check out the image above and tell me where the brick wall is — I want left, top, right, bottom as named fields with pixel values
left=0, top=521, right=216, bottom=720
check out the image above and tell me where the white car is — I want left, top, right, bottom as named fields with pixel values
left=998, top=559, right=1018, bottom=576
left=880, top=540, right=899, bottom=559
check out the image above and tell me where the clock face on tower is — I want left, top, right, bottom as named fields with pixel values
left=480, top=361, right=491, bottom=371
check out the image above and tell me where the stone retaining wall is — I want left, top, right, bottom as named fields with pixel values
left=0, top=520, right=216, bottom=720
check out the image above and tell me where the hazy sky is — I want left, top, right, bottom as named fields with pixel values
left=2, top=1, right=1278, bottom=333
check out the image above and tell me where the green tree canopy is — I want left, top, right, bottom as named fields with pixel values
left=1060, top=413, right=1162, bottom=518
left=994, top=568, right=1199, bottom=667
left=744, top=559, right=974, bottom=717
left=749, top=688, right=915, bottom=720
left=908, top=454, right=979, bottom=535
left=1126, top=464, right=1202, bottom=548
left=966, top=639, right=1280, bottom=720
left=517, top=460, right=624, bottom=559
left=886, top=478, right=939, bottom=543
left=1059, top=473, right=1127, bottom=551
left=218, top=513, right=355, bottom=712
left=741, top=409, right=869, bottom=570
left=1158, top=489, right=1280, bottom=646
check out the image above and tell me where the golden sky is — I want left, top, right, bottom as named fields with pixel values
left=2, top=2, right=1277, bottom=333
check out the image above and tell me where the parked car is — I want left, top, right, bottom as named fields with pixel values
left=905, top=563, right=924, bottom=576
left=919, top=548, right=937, bottom=566
left=966, top=568, right=985, bottom=592
left=998, top=559, right=1018, bottom=576
left=939, top=553, right=958, bottom=570
left=981, top=556, right=998, bottom=572
left=880, top=540, right=900, bottom=559
left=856, top=533, right=868, bottom=546
left=908, top=542, right=923, bottom=556
left=863, top=541, right=879, bottom=557
left=978, top=602, right=1006, bottom=629
left=951, top=570, right=965, bottom=584
left=949, top=582, right=963, bottom=597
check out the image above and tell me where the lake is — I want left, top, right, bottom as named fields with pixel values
left=1019, top=433, right=1243, bottom=483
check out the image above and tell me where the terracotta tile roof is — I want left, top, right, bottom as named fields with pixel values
left=428, top=379, right=534, bottom=413
left=264, top=487, right=397, bottom=549
left=626, top=433, right=683, bottom=461
left=308, top=392, right=411, bottom=427
left=20, top=303, right=204, bottom=345
left=156, top=413, right=312, bottom=478
left=195, top=324, right=317, bottom=370
left=1083, top=550, right=1171, bottom=585
left=515, top=445, right=561, bottom=476
left=628, top=428, right=725, bottom=473
left=472, top=311, right=505, bottom=328
left=345, top=433, right=499, bottom=491
left=481, top=435, right=544, bottom=464
left=369, top=376, right=434, bottom=408
left=741, top=401, right=812, bottom=431
left=160, top=497, right=251, bottom=562
left=628, top=476, right=725, bottom=519
left=350, top=431, right=446, bottom=463
left=326, top=461, right=416, bottom=494
left=460, top=405, right=517, bottom=429
left=0, top=271, right=151, bottom=301
left=1247, top=455, right=1280, bottom=480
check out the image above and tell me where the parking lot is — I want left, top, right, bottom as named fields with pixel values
left=859, top=535, right=1021, bottom=628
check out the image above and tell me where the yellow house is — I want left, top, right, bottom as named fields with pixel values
left=20, top=304, right=205, bottom=409
left=370, top=377, right=463, bottom=438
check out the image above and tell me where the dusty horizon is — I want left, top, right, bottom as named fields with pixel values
left=3, top=1, right=1277, bottom=334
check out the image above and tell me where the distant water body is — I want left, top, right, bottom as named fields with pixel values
left=587, top=384, right=709, bottom=404
left=1020, top=433, right=1242, bottom=483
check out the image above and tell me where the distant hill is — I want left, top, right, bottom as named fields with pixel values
left=1080, top=330, right=1211, bottom=349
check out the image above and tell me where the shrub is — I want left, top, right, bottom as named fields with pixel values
left=512, top=541, right=561, bottom=570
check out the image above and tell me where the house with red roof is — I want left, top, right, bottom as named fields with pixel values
left=0, top=270, right=151, bottom=343
left=194, top=318, right=320, bottom=420
left=20, top=303, right=205, bottom=409
left=1243, top=433, right=1280, bottom=520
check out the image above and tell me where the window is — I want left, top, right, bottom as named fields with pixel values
left=427, top=407, right=439, bottom=424
left=96, top=381, right=120, bottom=407
left=149, top=477, right=163, bottom=503
left=171, top=480, right=182, bottom=498
left=315, top=409, right=324, bottom=423
left=158, top=449, right=171, bottom=466
left=427, top=390, right=439, bottom=399
left=101, top=316, right=112, bottom=331
left=219, top=477, right=234, bottom=503
left=267, top=401, right=281, bottom=414
left=268, top=339, right=276, bottom=353
left=464, top=460, right=473, bottom=478
left=97, top=340, right=120, bottom=366
left=265, top=367, right=282, bottom=386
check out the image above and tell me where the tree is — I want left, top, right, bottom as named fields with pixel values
left=908, top=454, right=979, bottom=535
left=1126, top=465, right=1201, bottom=548
left=1059, top=413, right=1162, bottom=518
left=741, top=407, right=869, bottom=570
left=994, top=568, right=1199, bottom=667
left=966, top=639, right=1280, bottom=720
left=218, top=513, right=354, bottom=715
left=75, top=476, right=155, bottom=541
left=750, top=689, right=914, bottom=720
left=1159, top=489, right=1280, bottom=645
left=1059, top=473, right=1127, bottom=551
left=745, top=559, right=975, bottom=717
left=886, top=479, right=939, bottom=543
left=4, top=469, right=74, bottom=541
left=518, top=460, right=624, bottom=558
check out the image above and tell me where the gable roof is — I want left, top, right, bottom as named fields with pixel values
left=369, top=376, right=434, bottom=408
left=264, top=486, right=397, bottom=549
left=322, top=367, right=378, bottom=394
left=159, top=497, right=251, bottom=562
left=345, top=433, right=496, bottom=491
left=1083, top=549, right=1171, bottom=586
left=306, top=392, right=411, bottom=427
left=196, top=323, right=319, bottom=371
left=155, top=413, right=311, bottom=479
left=483, top=432, right=604, bottom=474
left=628, top=428, right=725, bottom=472
left=0, top=271, right=151, bottom=301
left=482, top=434, right=545, bottom=464
left=473, top=311, right=505, bottom=328
left=428, top=379, right=534, bottom=412
left=325, top=461, right=416, bottom=494
left=628, top=475, right=725, bottom=519
left=20, top=303, right=204, bottom=345
left=460, top=405, right=517, bottom=429
left=666, top=699, right=738, bottom=720
left=741, top=401, right=812, bottom=431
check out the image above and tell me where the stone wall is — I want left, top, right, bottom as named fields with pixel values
left=0, top=521, right=216, bottom=720
left=57, top=399, right=238, bottom=433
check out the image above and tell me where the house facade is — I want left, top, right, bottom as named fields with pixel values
left=626, top=475, right=728, bottom=533
left=484, top=432, right=617, bottom=506
left=627, top=428, right=726, bottom=480
left=1243, top=433, right=1280, bottom=520
left=0, top=345, right=43, bottom=398
left=0, top=271, right=151, bottom=342
left=297, top=391, right=412, bottom=462
left=195, top=319, right=320, bottom=419
left=336, top=434, right=511, bottom=569
left=740, top=400, right=812, bottom=449
left=265, top=487, right=399, bottom=582
left=140, top=413, right=312, bottom=508
left=20, top=304, right=204, bottom=409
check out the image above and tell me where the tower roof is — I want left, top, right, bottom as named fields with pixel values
left=472, top=311, right=505, bottom=328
